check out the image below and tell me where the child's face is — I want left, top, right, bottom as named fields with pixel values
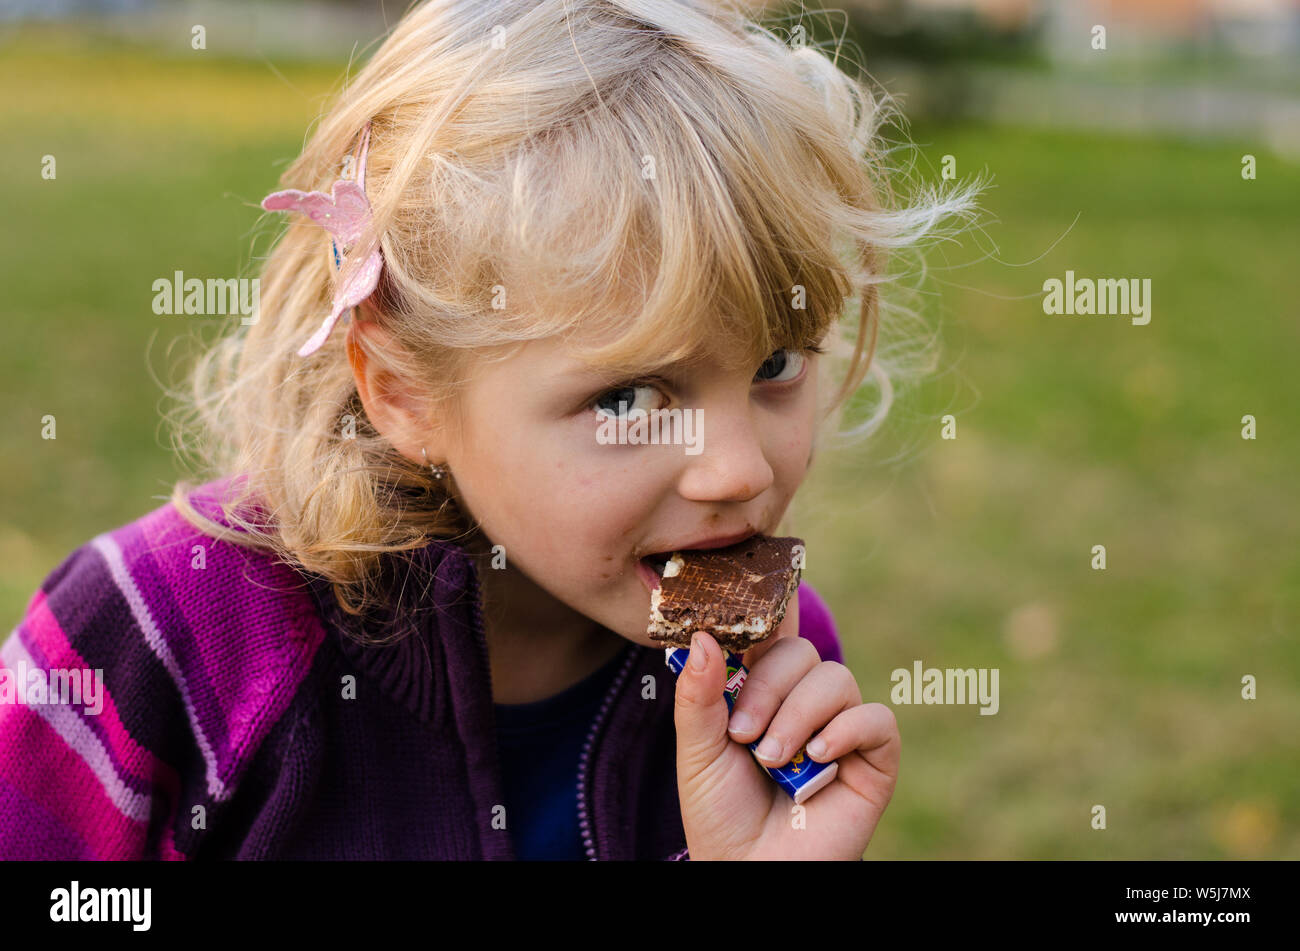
left=441, top=332, right=820, bottom=647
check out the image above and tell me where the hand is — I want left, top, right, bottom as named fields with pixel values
left=672, top=592, right=901, bottom=860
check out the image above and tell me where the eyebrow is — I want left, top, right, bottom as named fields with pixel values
left=556, top=349, right=710, bottom=386
left=563, top=361, right=680, bottom=383
left=557, top=336, right=820, bottom=387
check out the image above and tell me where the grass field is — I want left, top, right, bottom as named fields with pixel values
left=3, top=27, right=1296, bottom=858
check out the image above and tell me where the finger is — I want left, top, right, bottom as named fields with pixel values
left=741, top=586, right=799, bottom=670
left=726, top=634, right=821, bottom=743
left=806, top=702, right=900, bottom=780
left=672, top=632, right=731, bottom=779
left=750, top=661, right=862, bottom=766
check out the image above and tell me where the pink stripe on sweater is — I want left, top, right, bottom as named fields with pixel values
left=2, top=595, right=187, bottom=860
left=0, top=772, right=95, bottom=859
left=17, top=591, right=173, bottom=799
left=0, top=698, right=148, bottom=859
left=116, top=501, right=328, bottom=794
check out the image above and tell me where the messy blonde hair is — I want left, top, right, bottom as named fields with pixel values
left=166, top=0, right=983, bottom=615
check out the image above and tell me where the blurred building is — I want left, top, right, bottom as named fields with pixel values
left=850, top=0, right=1300, bottom=59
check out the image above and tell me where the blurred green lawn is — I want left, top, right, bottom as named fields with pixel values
left=3, top=27, right=1297, bottom=859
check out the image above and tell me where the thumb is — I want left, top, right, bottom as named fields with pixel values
left=672, top=632, right=731, bottom=777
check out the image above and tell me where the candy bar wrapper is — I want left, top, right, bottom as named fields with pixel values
left=664, top=647, right=838, bottom=805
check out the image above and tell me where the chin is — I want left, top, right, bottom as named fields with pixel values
left=601, top=610, right=654, bottom=648
left=595, top=596, right=659, bottom=649
left=618, top=629, right=661, bottom=650
left=561, top=575, right=661, bottom=650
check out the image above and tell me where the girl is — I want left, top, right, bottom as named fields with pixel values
left=0, top=0, right=980, bottom=860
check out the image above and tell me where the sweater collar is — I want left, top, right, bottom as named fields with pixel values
left=302, top=532, right=686, bottom=859
left=304, top=537, right=483, bottom=725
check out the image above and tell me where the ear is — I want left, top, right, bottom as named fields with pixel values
left=345, top=310, right=445, bottom=467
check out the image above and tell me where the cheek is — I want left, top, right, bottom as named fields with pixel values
left=771, top=393, right=817, bottom=476
left=554, top=458, right=673, bottom=586
left=553, top=456, right=655, bottom=542
left=792, top=422, right=816, bottom=470
left=481, top=434, right=658, bottom=562
left=515, top=473, right=650, bottom=586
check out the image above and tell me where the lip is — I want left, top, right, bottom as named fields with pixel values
left=665, top=528, right=759, bottom=552
left=635, top=557, right=665, bottom=593
left=635, top=526, right=758, bottom=593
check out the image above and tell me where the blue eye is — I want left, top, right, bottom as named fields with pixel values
left=592, top=383, right=666, bottom=419
left=755, top=349, right=805, bottom=383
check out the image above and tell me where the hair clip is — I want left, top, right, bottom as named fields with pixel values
left=261, top=122, right=383, bottom=357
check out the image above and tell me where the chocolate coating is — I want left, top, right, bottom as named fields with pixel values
left=646, top=534, right=804, bottom=652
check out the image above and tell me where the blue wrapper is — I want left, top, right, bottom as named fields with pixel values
left=665, top=646, right=838, bottom=804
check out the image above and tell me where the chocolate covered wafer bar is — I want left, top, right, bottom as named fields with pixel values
left=647, top=534, right=803, bottom=652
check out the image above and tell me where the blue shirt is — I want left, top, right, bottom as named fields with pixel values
left=492, top=647, right=629, bottom=860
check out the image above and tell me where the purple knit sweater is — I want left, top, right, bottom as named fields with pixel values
left=0, top=477, right=842, bottom=860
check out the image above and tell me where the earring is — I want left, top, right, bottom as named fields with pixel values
left=421, top=446, right=448, bottom=480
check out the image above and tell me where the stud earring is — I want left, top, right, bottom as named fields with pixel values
left=421, top=446, right=448, bottom=480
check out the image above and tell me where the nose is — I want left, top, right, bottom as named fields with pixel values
left=675, top=398, right=775, bottom=503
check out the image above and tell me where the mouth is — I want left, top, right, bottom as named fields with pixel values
left=635, top=554, right=672, bottom=592
left=634, top=527, right=758, bottom=593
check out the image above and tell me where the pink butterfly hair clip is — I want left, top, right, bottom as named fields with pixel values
left=261, top=122, right=383, bottom=357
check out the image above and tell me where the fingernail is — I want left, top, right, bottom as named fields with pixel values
left=689, top=634, right=707, bottom=670
left=729, top=711, right=755, bottom=736
left=755, top=735, right=782, bottom=762
left=806, top=738, right=827, bottom=759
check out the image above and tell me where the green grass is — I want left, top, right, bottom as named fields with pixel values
left=3, top=27, right=1297, bottom=858
left=794, top=121, right=1300, bottom=858
left=0, top=29, right=344, bottom=607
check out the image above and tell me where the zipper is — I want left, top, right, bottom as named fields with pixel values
left=461, top=547, right=507, bottom=859
left=576, top=644, right=639, bottom=860
left=464, top=551, right=492, bottom=706
left=463, top=542, right=639, bottom=862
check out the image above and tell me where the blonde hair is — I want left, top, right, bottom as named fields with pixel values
left=165, top=0, right=984, bottom=616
